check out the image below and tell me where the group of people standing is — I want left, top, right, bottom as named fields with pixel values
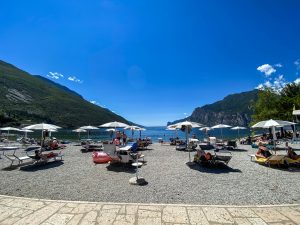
left=111, top=131, right=127, bottom=145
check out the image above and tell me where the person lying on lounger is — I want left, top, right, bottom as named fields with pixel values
left=287, top=147, right=300, bottom=160
left=33, top=150, right=48, bottom=161
left=256, top=142, right=272, bottom=158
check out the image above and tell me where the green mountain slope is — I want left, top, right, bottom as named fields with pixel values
left=0, top=60, right=131, bottom=128
left=168, top=90, right=258, bottom=127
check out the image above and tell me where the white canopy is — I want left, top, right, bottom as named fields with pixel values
left=168, top=121, right=203, bottom=163
left=293, top=110, right=300, bottom=115
left=79, top=125, right=99, bottom=130
left=199, top=127, right=212, bottom=131
left=24, top=123, right=61, bottom=130
left=168, top=121, right=203, bottom=129
left=211, top=124, right=231, bottom=129
left=105, top=128, right=116, bottom=132
left=99, top=121, right=129, bottom=128
left=251, top=119, right=296, bottom=128
left=124, top=125, right=141, bottom=130
left=231, top=126, right=247, bottom=130
left=0, top=127, right=20, bottom=131
left=19, top=129, right=34, bottom=133
left=72, top=128, right=87, bottom=133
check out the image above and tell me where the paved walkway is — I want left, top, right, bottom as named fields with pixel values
left=0, top=195, right=299, bottom=225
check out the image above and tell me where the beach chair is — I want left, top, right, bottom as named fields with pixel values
left=103, top=143, right=116, bottom=156
left=4, top=154, right=32, bottom=167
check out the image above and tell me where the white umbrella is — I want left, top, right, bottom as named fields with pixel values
left=72, top=128, right=87, bottom=133
left=19, top=129, right=34, bottom=139
left=0, top=127, right=21, bottom=142
left=231, top=126, right=247, bottom=139
left=0, top=127, right=20, bottom=131
left=23, top=123, right=62, bottom=150
left=251, top=119, right=296, bottom=128
left=199, top=127, right=212, bottom=131
left=24, top=123, right=61, bottom=130
left=166, top=127, right=179, bottom=139
left=171, top=121, right=203, bottom=162
left=99, top=121, right=129, bottom=128
left=124, top=125, right=141, bottom=139
left=72, top=128, right=87, bottom=140
left=105, top=128, right=116, bottom=132
left=199, top=127, right=212, bottom=138
left=78, top=126, right=98, bottom=139
left=251, top=119, right=296, bottom=152
left=211, top=124, right=231, bottom=140
left=100, top=121, right=129, bottom=139
left=136, top=127, right=146, bottom=139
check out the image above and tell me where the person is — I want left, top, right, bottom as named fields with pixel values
left=116, top=131, right=121, bottom=141
left=122, top=132, right=127, bottom=145
left=256, top=142, right=272, bottom=158
left=192, top=134, right=197, bottom=139
left=287, top=147, right=300, bottom=160
left=33, top=150, right=48, bottom=161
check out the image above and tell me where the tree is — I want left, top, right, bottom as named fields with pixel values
left=252, top=82, right=300, bottom=123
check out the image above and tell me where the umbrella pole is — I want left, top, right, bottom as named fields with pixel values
left=186, top=128, right=191, bottom=162
left=221, top=128, right=223, bottom=140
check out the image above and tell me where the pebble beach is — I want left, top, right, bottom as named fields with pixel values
left=0, top=143, right=299, bottom=205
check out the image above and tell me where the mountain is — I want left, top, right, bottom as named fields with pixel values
left=0, top=60, right=131, bottom=128
left=168, top=90, right=258, bottom=127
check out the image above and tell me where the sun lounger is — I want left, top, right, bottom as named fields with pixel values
left=4, top=154, right=32, bottom=167
left=27, top=151, right=64, bottom=165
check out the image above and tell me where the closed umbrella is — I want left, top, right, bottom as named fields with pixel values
left=211, top=124, right=231, bottom=140
left=231, top=126, right=247, bottom=139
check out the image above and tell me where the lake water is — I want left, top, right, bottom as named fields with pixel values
left=20, top=126, right=251, bottom=142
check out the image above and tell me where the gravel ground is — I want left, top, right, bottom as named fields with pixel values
left=0, top=143, right=299, bottom=205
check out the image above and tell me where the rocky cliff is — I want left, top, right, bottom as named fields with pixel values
left=169, top=90, right=258, bottom=127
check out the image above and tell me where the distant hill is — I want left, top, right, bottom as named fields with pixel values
left=168, top=90, right=258, bottom=127
left=0, top=60, right=132, bottom=128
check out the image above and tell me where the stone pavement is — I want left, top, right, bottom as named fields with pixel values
left=0, top=195, right=299, bottom=225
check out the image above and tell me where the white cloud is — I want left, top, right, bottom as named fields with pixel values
left=274, top=63, right=283, bottom=68
left=295, top=78, right=300, bottom=85
left=47, top=72, right=64, bottom=80
left=90, top=100, right=98, bottom=105
left=257, top=64, right=276, bottom=77
left=68, top=76, right=83, bottom=83
left=264, top=80, right=272, bottom=88
left=256, top=84, right=264, bottom=90
left=273, top=74, right=286, bottom=91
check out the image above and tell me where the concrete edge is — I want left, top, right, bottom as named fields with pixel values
left=0, top=194, right=299, bottom=208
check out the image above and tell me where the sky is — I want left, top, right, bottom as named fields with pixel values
left=1, top=0, right=300, bottom=126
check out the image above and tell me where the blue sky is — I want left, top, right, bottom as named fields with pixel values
left=1, top=0, right=300, bottom=126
